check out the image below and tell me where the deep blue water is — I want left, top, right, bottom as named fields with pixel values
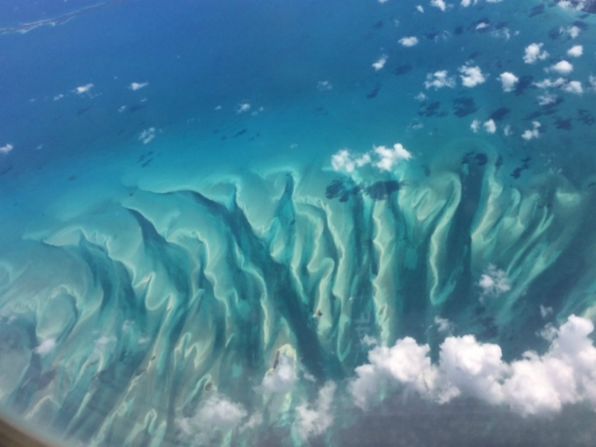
left=0, top=1, right=596, bottom=446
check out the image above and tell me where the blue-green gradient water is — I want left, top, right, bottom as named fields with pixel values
left=1, top=0, right=596, bottom=446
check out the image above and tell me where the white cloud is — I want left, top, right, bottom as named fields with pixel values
left=317, top=80, right=333, bottom=91
left=129, top=81, right=149, bottom=91
left=430, top=0, right=447, bottom=11
left=471, top=119, right=497, bottom=134
left=331, top=149, right=370, bottom=173
left=331, top=143, right=412, bottom=173
left=375, top=143, right=413, bottom=171
left=521, top=121, right=541, bottom=141
left=499, top=72, right=519, bottom=92
left=478, top=265, right=511, bottom=296
left=534, top=77, right=566, bottom=89
left=351, top=315, right=596, bottom=416
left=416, top=4, right=425, bottom=12
left=350, top=337, right=439, bottom=409
left=567, top=45, right=583, bottom=58
left=0, top=143, right=14, bottom=155
left=459, top=65, right=486, bottom=88
left=34, top=338, right=56, bottom=355
left=563, top=80, right=583, bottom=95
left=483, top=119, right=497, bottom=134
left=462, top=0, right=503, bottom=5
left=139, top=127, right=157, bottom=145
left=424, top=70, right=455, bottom=89
left=262, top=352, right=297, bottom=394
left=295, top=382, right=336, bottom=439
left=550, top=60, right=573, bottom=75
left=523, top=43, right=549, bottom=64
left=372, top=55, right=388, bottom=71
left=540, top=305, right=554, bottom=319
left=179, top=394, right=248, bottom=442
left=470, top=119, right=481, bottom=133
left=237, top=102, right=251, bottom=114
left=537, top=93, right=558, bottom=106
left=434, top=316, right=453, bottom=334
left=399, top=36, right=419, bottom=47
left=74, top=83, right=94, bottom=95
left=562, top=25, right=581, bottom=39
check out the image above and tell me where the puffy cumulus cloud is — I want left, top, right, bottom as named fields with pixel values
left=439, top=335, right=506, bottom=404
left=331, top=149, right=371, bottom=173
left=521, top=121, right=541, bottom=141
left=129, top=81, right=149, bottom=91
left=562, top=80, right=583, bottom=95
left=537, top=93, right=558, bottom=106
left=350, top=315, right=596, bottom=416
left=416, top=4, right=425, bottom=12
left=0, top=143, right=14, bottom=155
left=523, top=43, right=549, bottom=64
left=557, top=0, right=587, bottom=10
left=434, top=316, right=454, bottom=334
left=430, top=0, right=447, bottom=11
left=483, top=119, right=497, bottom=134
left=295, top=382, right=336, bottom=440
left=331, top=143, right=412, bottom=174
left=350, top=337, right=439, bottom=409
left=139, top=127, right=157, bottom=145
left=317, top=80, right=333, bottom=91
left=236, top=102, right=251, bottom=114
left=534, top=77, right=567, bottom=89
left=74, top=83, right=94, bottom=95
left=179, top=394, right=248, bottom=442
left=470, top=119, right=497, bottom=134
left=459, top=65, right=486, bottom=88
left=399, top=36, right=419, bottom=47
left=372, top=54, right=388, bottom=71
left=561, top=25, right=582, bottom=38
left=478, top=265, right=511, bottom=296
left=499, top=72, right=519, bottom=92
left=424, top=70, right=455, bottom=89
left=462, top=0, right=503, bottom=5
left=34, top=338, right=56, bottom=355
left=375, top=143, right=413, bottom=171
left=262, top=351, right=297, bottom=394
left=550, top=60, right=574, bottom=75
left=567, top=45, right=583, bottom=58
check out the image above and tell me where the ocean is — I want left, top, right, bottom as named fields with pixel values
left=0, top=0, right=596, bottom=446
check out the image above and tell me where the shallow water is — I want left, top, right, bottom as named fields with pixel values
left=0, top=1, right=596, bottom=446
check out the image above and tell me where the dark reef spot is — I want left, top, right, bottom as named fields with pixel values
left=462, top=151, right=488, bottom=168
left=364, top=181, right=401, bottom=200
left=325, top=178, right=360, bottom=202
left=372, top=20, right=383, bottom=29
left=394, top=64, right=413, bottom=76
left=515, top=75, right=534, bottom=96
left=454, top=25, right=464, bottom=35
left=128, top=104, right=146, bottom=113
left=578, top=109, right=595, bottom=125
left=510, top=157, right=531, bottom=179
left=529, top=4, right=545, bottom=17
left=76, top=106, right=92, bottom=116
left=489, top=107, right=510, bottom=122
left=67, top=175, right=77, bottom=182
left=233, top=129, right=247, bottom=138
left=418, top=101, right=442, bottom=118
left=366, top=84, right=381, bottom=99
left=554, top=117, right=572, bottom=130
left=452, top=97, right=477, bottom=117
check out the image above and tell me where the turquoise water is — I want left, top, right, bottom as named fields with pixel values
left=1, top=0, right=596, bottom=446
